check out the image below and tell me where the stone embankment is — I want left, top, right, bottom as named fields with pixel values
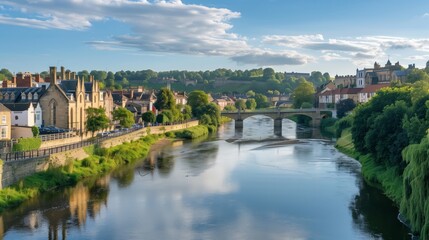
left=0, top=121, right=199, bottom=188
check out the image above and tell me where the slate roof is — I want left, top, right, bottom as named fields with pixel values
left=3, top=103, right=32, bottom=111
left=0, top=87, right=47, bottom=104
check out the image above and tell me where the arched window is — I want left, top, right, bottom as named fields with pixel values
left=49, top=99, right=57, bottom=126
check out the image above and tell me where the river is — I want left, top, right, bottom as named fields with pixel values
left=0, top=117, right=410, bottom=240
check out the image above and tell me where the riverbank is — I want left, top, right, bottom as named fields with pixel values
left=0, top=124, right=211, bottom=212
left=335, top=128, right=403, bottom=204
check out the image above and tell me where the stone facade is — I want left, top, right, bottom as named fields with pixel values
left=0, top=104, right=11, bottom=140
left=39, top=67, right=114, bottom=132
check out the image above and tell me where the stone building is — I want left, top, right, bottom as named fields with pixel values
left=0, top=103, right=11, bottom=140
left=39, top=66, right=113, bottom=133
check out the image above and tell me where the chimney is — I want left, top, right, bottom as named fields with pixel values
left=35, top=74, right=41, bottom=83
left=12, top=77, right=16, bottom=84
left=65, top=70, right=71, bottom=80
left=61, top=66, right=66, bottom=80
left=71, top=72, right=76, bottom=79
left=50, top=66, right=57, bottom=84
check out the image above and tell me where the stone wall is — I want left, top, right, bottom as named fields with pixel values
left=100, top=121, right=199, bottom=148
left=0, top=120, right=199, bottom=188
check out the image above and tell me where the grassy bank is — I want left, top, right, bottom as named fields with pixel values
left=336, top=128, right=403, bottom=204
left=166, top=124, right=214, bottom=139
left=0, top=134, right=161, bottom=212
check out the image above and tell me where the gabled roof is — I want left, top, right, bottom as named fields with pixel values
left=341, top=88, right=362, bottom=94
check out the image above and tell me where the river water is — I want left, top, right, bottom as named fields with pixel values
left=0, top=117, right=410, bottom=240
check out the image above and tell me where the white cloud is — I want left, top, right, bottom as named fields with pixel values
left=422, top=13, right=429, bottom=18
left=231, top=51, right=312, bottom=66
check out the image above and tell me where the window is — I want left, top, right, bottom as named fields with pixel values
left=21, top=93, right=26, bottom=100
left=1, top=115, right=5, bottom=124
left=1, top=127, right=6, bottom=138
left=15, top=116, right=18, bottom=120
left=33, top=93, right=38, bottom=100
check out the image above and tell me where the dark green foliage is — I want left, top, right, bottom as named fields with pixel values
left=86, top=107, right=110, bottom=136
left=351, top=87, right=411, bottom=153
left=292, top=80, right=315, bottom=108
left=12, top=137, right=42, bottom=152
left=187, top=90, right=209, bottom=118
left=401, top=136, right=429, bottom=239
left=336, top=98, right=356, bottom=118
left=154, top=88, right=176, bottom=110
left=112, top=107, right=135, bottom=128
left=245, top=98, right=257, bottom=110
left=335, top=114, right=354, bottom=138
left=254, top=93, right=269, bottom=109
left=142, top=111, right=156, bottom=124
left=235, top=99, right=246, bottom=110
left=156, top=113, right=169, bottom=124
left=224, top=105, right=236, bottom=111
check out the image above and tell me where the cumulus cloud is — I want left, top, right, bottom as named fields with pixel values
left=0, top=0, right=308, bottom=66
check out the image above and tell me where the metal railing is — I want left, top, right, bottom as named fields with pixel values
left=40, top=131, right=77, bottom=142
left=0, top=139, right=96, bottom=162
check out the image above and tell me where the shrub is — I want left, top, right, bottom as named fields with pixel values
left=12, top=137, right=42, bottom=152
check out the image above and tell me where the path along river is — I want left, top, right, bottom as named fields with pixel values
left=0, top=116, right=411, bottom=240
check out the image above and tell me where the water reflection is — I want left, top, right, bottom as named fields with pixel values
left=0, top=118, right=410, bottom=240
left=0, top=176, right=109, bottom=240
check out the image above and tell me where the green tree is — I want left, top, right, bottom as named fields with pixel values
left=235, top=99, right=246, bottom=110
left=156, top=113, right=169, bottom=124
left=202, top=103, right=221, bottom=127
left=188, top=90, right=209, bottom=117
left=142, top=111, right=156, bottom=125
left=224, top=105, right=237, bottom=111
left=246, top=90, right=256, bottom=97
left=113, top=107, right=135, bottom=128
left=154, top=88, right=176, bottom=111
left=323, top=72, right=331, bottom=82
left=121, top=77, right=129, bottom=88
left=254, top=93, right=270, bottom=109
left=246, top=98, right=257, bottom=110
left=336, top=99, right=357, bottom=118
left=292, top=80, right=315, bottom=108
left=86, top=107, right=110, bottom=137
left=182, top=105, right=193, bottom=120
left=406, top=68, right=429, bottom=83
left=263, top=68, right=275, bottom=80
left=0, top=68, right=13, bottom=79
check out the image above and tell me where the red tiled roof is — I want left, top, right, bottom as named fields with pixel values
left=360, top=83, right=390, bottom=93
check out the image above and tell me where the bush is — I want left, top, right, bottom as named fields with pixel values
left=13, top=137, right=42, bottom=152
left=334, top=114, right=354, bottom=138
left=173, top=125, right=209, bottom=139
left=31, top=126, right=39, bottom=137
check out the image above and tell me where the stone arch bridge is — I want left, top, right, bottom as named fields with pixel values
left=221, top=108, right=334, bottom=136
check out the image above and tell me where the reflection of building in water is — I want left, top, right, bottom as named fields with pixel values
left=69, top=183, right=90, bottom=225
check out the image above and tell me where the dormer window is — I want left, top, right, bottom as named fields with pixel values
left=4, top=93, right=9, bottom=100
left=10, top=93, right=15, bottom=100
left=33, top=93, right=38, bottom=100
left=21, top=93, right=26, bottom=100
left=28, top=93, right=32, bottom=100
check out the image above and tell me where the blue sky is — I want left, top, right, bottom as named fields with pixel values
left=1, top=0, right=429, bottom=75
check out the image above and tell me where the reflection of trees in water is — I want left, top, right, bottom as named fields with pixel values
left=156, top=152, right=175, bottom=177
left=0, top=176, right=109, bottom=240
left=112, top=165, right=135, bottom=188
left=181, top=142, right=219, bottom=176
left=349, top=179, right=410, bottom=240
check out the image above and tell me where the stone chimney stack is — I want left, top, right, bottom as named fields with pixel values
left=71, top=72, right=76, bottom=79
left=61, top=66, right=66, bottom=80
left=65, top=70, right=71, bottom=80
left=50, top=66, right=57, bottom=84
